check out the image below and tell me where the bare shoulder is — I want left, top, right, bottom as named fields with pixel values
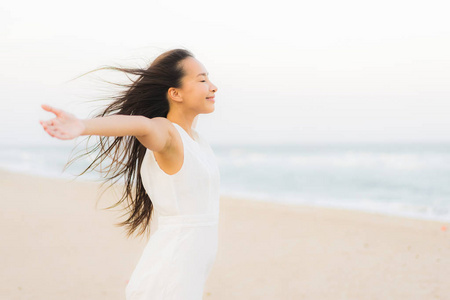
left=136, top=117, right=179, bottom=153
left=150, top=117, right=179, bottom=143
left=149, top=116, right=172, bottom=128
left=145, top=117, right=184, bottom=175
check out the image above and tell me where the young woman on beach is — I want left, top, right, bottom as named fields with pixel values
left=39, top=49, right=220, bottom=299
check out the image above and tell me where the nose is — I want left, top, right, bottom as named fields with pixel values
left=210, top=82, right=218, bottom=93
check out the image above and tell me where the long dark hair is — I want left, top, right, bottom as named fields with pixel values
left=65, top=48, right=194, bottom=238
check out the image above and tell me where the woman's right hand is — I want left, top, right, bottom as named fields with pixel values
left=39, top=104, right=85, bottom=140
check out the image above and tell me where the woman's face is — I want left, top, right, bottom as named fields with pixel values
left=176, top=57, right=218, bottom=114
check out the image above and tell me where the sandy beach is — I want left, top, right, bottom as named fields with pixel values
left=1, top=169, right=449, bottom=299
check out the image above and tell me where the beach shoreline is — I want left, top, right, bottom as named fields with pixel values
left=1, top=169, right=449, bottom=299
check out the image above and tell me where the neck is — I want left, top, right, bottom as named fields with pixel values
left=166, top=110, right=198, bottom=137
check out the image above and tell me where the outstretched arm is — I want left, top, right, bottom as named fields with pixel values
left=39, top=104, right=171, bottom=152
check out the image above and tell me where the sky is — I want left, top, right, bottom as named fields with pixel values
left=1, top=0, right=449, bottom=146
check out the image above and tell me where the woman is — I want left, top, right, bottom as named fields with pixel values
left=39, top=49, right=220, bottom=299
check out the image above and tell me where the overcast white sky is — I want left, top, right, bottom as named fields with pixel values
left=1, top=0, right=449, bottom=145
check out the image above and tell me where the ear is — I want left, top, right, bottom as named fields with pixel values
left=168, top=87, right=183, bottom=103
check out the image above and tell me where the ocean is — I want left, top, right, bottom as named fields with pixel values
left=1, top=141, right=449, bottom=222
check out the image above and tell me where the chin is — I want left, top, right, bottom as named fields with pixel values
left=204, top=106, right=215, bottom=114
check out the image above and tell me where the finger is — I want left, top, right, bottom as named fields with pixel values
left=40, top=121, right=49, bottom=129
left=41, top=104, right=63, bottom=117
left=48, top=129, right=68, bottom=140
left=44, top=124, right=58, bottom=132
left=43, top=126, right=53, bottom=134
left=47, top=129, right=60, bottom=139
left=41, top=118, right=57, bottom=128
left=40, top=120, right=51, bottom=129
left=43, top=128, right=55, bottom=137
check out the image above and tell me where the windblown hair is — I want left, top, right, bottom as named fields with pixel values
left=65, top=48, right=194, bottom=238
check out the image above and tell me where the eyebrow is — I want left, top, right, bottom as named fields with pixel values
left=196, top=73, right=209, bottom=77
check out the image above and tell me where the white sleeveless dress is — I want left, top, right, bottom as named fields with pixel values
left=125, top=122, right=220, bottom=300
